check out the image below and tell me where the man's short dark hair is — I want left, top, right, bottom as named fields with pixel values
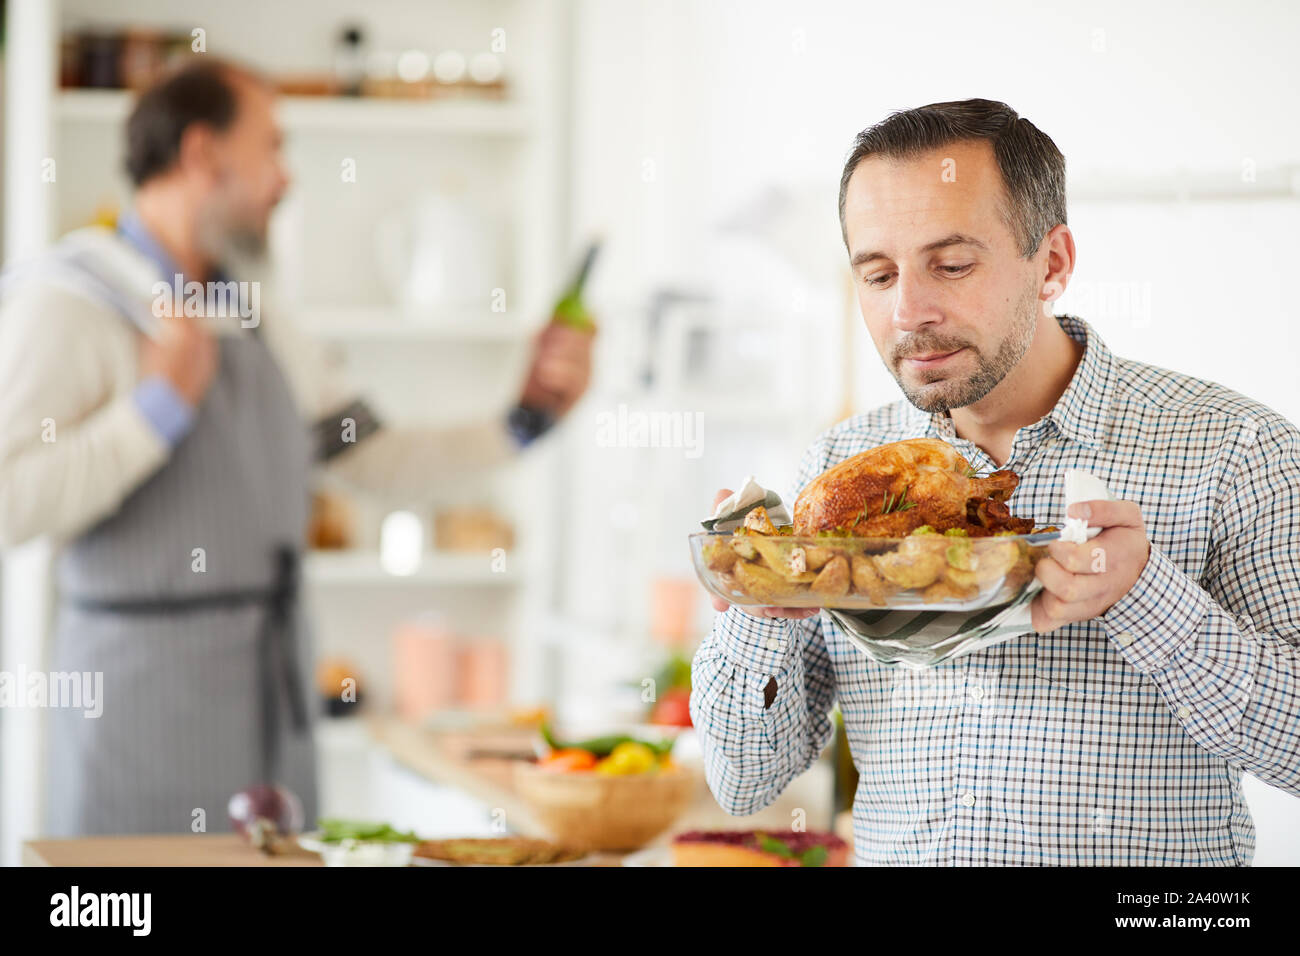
left=837, top=98, right=1067, bottom=258
left=125, top=60, right=249, bottom=187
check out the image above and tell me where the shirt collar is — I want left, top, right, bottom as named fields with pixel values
left=116, top=209, right=182, bottom=280
left=914, top=313, right=1112, bottom=450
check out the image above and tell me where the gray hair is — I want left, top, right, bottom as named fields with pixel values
left=837, top=98, right=1066, bottom=258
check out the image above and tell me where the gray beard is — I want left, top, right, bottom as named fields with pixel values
left=195, top=203, right=270, bottom=276
left=892, top=284, right=1039, bottom=414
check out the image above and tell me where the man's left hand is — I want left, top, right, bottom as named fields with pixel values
left=1031, top=499, right=1152, bottom=634
left=518, top=321, right=594, bottom=418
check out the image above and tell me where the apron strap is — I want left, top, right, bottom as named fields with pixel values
left=62, top=544, right=310, bottom=785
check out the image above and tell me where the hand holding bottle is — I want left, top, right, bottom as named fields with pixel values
left=514, top=241, right=600, bottom=424
left=518, top=321, right=593, bottom=417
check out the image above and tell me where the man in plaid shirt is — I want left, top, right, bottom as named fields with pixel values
left=691, top=99, right=1300, bottom=865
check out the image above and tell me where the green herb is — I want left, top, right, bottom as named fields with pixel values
left=800, top=845, right=829, bottom=867
left=317, top=819, right=421, bottom=844
left=880, top=484, right=916, bottom=515
left=756, top=833, right=794, bottom=858
left=964, top=465, right=980, bottom=478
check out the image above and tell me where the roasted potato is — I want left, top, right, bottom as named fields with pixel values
left=873, top=536, right=947, bottom=589
left=810, top=555, right=850, bottom=597
left=944, top=564, right=980, bottom=590
left=923, top=578, right=979, bottom=603
left=750, top=537, right=819, bottom=583
left=850, top=554, right=892, bottom=605
left=804, top=545, right=844, bottom=571
left=970, top=539, right=1020, bottom=585
left=703, top=538, right=740, bottom=572
left=734, top=559, right=810, bottom=604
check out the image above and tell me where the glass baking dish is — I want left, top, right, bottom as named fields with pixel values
left=689, top=528, right=1057, bottom=612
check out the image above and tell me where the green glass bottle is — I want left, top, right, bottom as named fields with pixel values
left=507, top=241, right=601, bottom=445
left=551, top=241, right=600, bottom=332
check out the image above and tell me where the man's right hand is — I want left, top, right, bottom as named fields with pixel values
left=709, top=488, right=819, bottom=620
left=138, top=315, right=218, bottom=407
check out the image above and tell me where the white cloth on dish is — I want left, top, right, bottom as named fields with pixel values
left=705, top=475, right=792, bottom=531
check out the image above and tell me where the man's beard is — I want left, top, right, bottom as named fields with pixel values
left=196, top=193, right=271, bottom=272
left=889, top=284, right=1038, bottom=414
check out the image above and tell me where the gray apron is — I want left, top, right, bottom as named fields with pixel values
left=44, top=292, right=317, bottom=836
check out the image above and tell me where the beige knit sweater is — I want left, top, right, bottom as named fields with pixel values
left=0, top=227, right=518, bottom=549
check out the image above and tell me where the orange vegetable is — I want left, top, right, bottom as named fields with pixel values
left=539, top=748, right=598, bottom=772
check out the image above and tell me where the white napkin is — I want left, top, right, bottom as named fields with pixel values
left=998, top=468, right=1114, bottom=633
left=704, top=475, right=792, bottom=531
left=1058, top=469, right=1113, bottom=543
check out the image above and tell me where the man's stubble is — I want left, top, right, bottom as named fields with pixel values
left=891, top=281, right=1039, bottom=414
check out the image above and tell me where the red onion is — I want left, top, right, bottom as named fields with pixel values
left=228, top=784, right=304, bottom=854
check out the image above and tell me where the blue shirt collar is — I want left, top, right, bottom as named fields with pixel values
left=116, top=209, right=229, bottom=285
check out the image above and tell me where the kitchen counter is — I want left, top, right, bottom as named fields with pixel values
left=22, top=833, right=630, bottom=867
left=23, top=715, right=838, bottom=866
left=368, top=714, right=839, bottom=843
left=23, top=833, right=321, bottom=867
left=365, top=714, right=549, bottom=836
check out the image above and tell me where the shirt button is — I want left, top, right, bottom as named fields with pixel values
left=765, top=638, right=781, bottom=651
left=1177, top=705, right=1191, bottom=719
left=959, top=792, right=976, bottom=807
left=969, top=686, right=985, bottom=701
left=1115, top=631, right=1135, bottom=647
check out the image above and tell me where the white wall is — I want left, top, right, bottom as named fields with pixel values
left=565, top=0, right=1300, bottom=862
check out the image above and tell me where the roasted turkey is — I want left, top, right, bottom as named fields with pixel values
left=792, top=437, right=1036, bottom=537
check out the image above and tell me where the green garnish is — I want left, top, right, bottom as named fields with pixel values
left=943, top=527, right=969, bottom=537
left=910, top=525, right=936, bottom=535
left=800, top=845, right=829, bottom=867
left=880, top=484, right=916, bottom=515
left=317, top=819, right=421, bottom=844
left=755, top=832, right=829, bottom=867
left=756, top=833, right=794, bottom=858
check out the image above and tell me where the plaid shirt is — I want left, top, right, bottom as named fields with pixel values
left=690, top=313, right=1300, bottom=866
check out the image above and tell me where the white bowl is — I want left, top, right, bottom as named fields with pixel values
left=297, top=832, right=416, bottom=867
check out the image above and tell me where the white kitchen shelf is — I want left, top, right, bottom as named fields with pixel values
left=304, top=306, right=532, bottom=344
left=57, top=88, right=534, bottom=137
left=304, top=549, right=521, bottom=586
left=1068, top=166, right=1300, bottom=202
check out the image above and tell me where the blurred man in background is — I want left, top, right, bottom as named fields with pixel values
left=0, top=60, right=592, bottom=836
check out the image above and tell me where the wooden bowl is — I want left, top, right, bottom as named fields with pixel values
left=513, top=763, right=697, bottom=852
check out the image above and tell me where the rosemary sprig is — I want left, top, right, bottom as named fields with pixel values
left=847, top=483, right=916, bottom=532
left=964, top=465, right=980, bottom=478
left=850, top=497, right=873, bottom=532
left=880, top=484, right=916, bottom=515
